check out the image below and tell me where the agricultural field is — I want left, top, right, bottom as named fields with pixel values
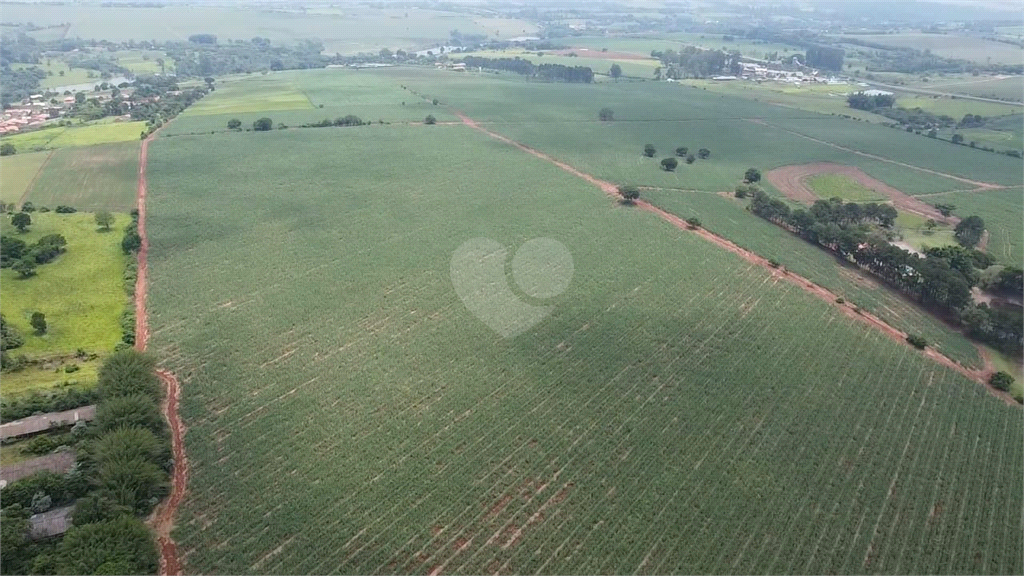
left=110, top=49, right=170, bottom=74
left=836, top=33, right=1024, bottom=65
left=25, top=141, right=140, bottom=212
left=0, top=120, right=147, bottom=152
left=806, top=173, right=887, bottom=202
left=145, top=109, right=1023, bottom=574
left=922, top=188, right=1024, bottom=267
left=456, top=49, right=660, bottom=80
left=9, top=60, right=93, bottom=90
left=0, top=212, right=129, bottom=359
left=888, top=92, right=1022, bottom=120
left=0, top=4, right=535, bottom=54
left=893, top=211, right=957, bottom=253
left=0, top=151, right=51, bottom=207
left=0, top=361, right=100, bottom=399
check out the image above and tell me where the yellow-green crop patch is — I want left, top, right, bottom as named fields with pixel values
left=2, top=121, right=146, bottom=152
left=0, top=361, right=100, bottom=399
left=183, top=78, right=314, bottom=116
left=26, top=141, right=139, bottom=212
left=806, top=173, right=887, bottom=202
left=1, top=212, right=129, bottom=358
left=0, top=151, right=51, bottom=206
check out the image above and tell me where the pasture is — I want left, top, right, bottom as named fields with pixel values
left=10, top=61, right=93, bottom=90
left=922, top=76, right=1024, bottom=102
left=0, top=151, right=51, bottom=207
left=806, top=173, right=887, bottom=202
left=838, top=33, right=1024, bottom=65
left=145, top=113, right=1022, bottom=574
left=0, top=120, right=147, bottom=152
left=26, top=141, right=140, bottom=212
left=893, top=211, right=957, bottom=253
left=0, top=212, right=128, bottom=359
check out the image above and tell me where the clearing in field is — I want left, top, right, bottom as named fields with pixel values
left=25, top=141, right=140, bottom=212
left=0, top=151, right=51, bottom=207
left=146, top=111, right=1021, bottom=574
left=805, top=173, right=887, bottom=203
left=0, top=212, right=128, bottom=359
left=922, top=187, right=1024, bottom=267
left=893, top=211, right=958, bottom=254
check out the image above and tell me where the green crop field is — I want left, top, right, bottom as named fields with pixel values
left=642, top=190, right=981, bottom=367
left=0, top=212, right=129, bottom=359
left=1, top=121, right=147, bottom=152
left=923, top=76, right=1024, bottom=102
left=10, top=61, right=93, bottom=90
left=889, top=93, right=1022, bottom=120
left=806, top=173, right=887, bottom=202
left=144, top=111, right=1022, bottom=574
left=111, top=49, right=169, bottom=74
left=837, top=33, right=1024, bottom=65
left=0, top=151, right=51, bottom=206
left=922, top=188, right=1024, bottom=267
left=26, top=141, right=140, bottom=212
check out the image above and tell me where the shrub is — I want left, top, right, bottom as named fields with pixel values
left=226, top=118, right=242, bottom=129
left=643, top=144, right=656, bottom=157
left=252, top=117, right=273, bottom=131
left=674, top=147, right=688, bottom=157
left=55, top=205, right=77, bottom=214
left=424, top=115, right=437, bottom=125
left=96, top=349, right=160, bottom=400
left=660, top=157, right=678, bottom=171
left=95, top=394, right=166, bottom=436
left=54, top=516, right=159, bottom=576
left=835, top=297, right=845, bottom=304
left=685, top=217, right=701, bottom=229
left=906, top=334, right=928, bottom=349
left=989, top=371, right=1014, bottom=392
left=617, top=185, right=640, bottom=204
left=598, top=107, right=614, bottom=121
left=768, top=259, right=780, bottom=268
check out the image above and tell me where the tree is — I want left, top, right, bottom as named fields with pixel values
left=609, top=63, right=622, bottom=80
left=97, top=349, right=160, bottom=400
left=617, top=185, right=640, bottom=204
left=954, top=215, right=985, bottom=248
left=598, top=108, right=614, bottom=121
left=643, top=144, right=656, bottom=158
left=21, top=202, right=34, bottom=213
left=661, top=157, right=679, bottom=171
left=744, top=168, right=761, bottom=183
left=95, top=394, right=166, bottom=436
left=990, top=371, right=1014, bottom=392
left=698, top=148, right=711, bottom=159
left=226, top=118, right=241, bottom=129
left=906, top=334, right=928, bottom=349
left=53, top=516, right=159, bottom=576
left=74, top=92, right=86, bottom=104
left=252, top=117, right=273, bottom=131
left=95, top=211, right=114, bottom=231
left=379, top=48, right=393, bottom=59
left=432, top=98, right=439, bottom=105
left=30, top=312, right=46, bottom=334
left=686, top=154, right=696, bottom=164
left=685, top=217, right=701, bottom=229
left=933, top=203, right=956, bottom=217
left=0, top=506, right=32, bottom=575
left=924, top=219, right=938, bottom=232
left=13, top=257, right=36, bottom=277
left=675, top=147, right=688, bottom=157
left=0, top=142, right=15, bottom=156
left=951, top=133, right=964, bottom=144
left=424, top=114, right=436, bottom=125
left=11, top=212, right=31, bottom=232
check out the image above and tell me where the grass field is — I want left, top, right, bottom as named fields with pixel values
left=806, top=173, right=887, bottom=202
left=111, top=49, right=169, bottom=74
left=838, top=33, right=1024, bottom=65
left=922, top=76, right=1024, bottom=103
left=893, top=211, right=958, bottom=253
left=0, top=361, right=100, bottom=399
left=10, top=61, right=92, bottom=90
left=922, top=188, right=1024, bottom=267
left=889, top=93, right=1022, bottom=120
left=0, top=121, right=147, bottom=152
left=0, top=212, right=129, bottom=359
left=26, top=141, right=140, bottom=212
left=145, top=118, right=1021, bottom=574
left=0, top=151, right=51, bottom=206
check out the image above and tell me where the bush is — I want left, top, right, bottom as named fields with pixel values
left=0, top=471, right=89, bottom=509
left=768, top=259, right=780, bottom=268
left=432, top=98, right=439, bottom=105
left=72, top=494, right=133, bottom=526
left=252, top=117, right=273, bottom=131
left=660, top=157, right=678, bottom=171
left=95, top=394, right=167, bottom=436
left=674, top=147, right=688, bottom=157
left=55, top=205, right=77, bottom=214
left=598, top=107, right=614, bottom=121
left=990, top=371, right=1014, bottom=392
left=617, top=185, right=640, bottom=204
left=54, top=516, right=159, bottom=576
left=685, top=217, right=701, bottom=229
left=643, top=144, right=656, bottom=157
left=906, top=334, right=928, bottom=349
left=835, top=297, right=845, bottom=304
left=424, top=114, right=436, bottom=125
left=96, top=349, right=160, bottom=400
left=226, top=118, right=242, bottom=129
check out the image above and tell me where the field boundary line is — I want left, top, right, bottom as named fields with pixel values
left=745, top=118, right=1006, bottom=190
left=133, top=127, right=189, bottom=576
left=453, top=109, right=1017, bottom=404
left=17, top=149, right=55, bottom=209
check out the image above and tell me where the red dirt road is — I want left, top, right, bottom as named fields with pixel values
left=455, top=110, right=1012, bottom=399
left=135, top=133, right=189, bottom=575
left=764, top=162, right=962, bottom=224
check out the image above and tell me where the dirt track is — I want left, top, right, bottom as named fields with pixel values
left=135, top=132, right=189, bottom=576
left=764, top=162, right=962, bottom=224
left=454, top=110, right=1014, bottom=401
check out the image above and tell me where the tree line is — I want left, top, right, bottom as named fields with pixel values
left=747, top=191, right=1021, bottom=353
left=458, top=56, right=594, bottom=83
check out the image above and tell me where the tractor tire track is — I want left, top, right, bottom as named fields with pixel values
left=134, top=131, right=189, bottom=575
left=454, top=111, right=1016, bottom=404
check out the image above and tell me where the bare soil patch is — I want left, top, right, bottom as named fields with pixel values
left=764, top=162, right=961, bottom=224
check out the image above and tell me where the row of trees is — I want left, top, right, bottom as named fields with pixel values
left=651, top=46, right=739, bottom=79
left=1, top=349, right=168, bottom=574
left=846, top=92, right=896, bottom=111
left=458, top=56, right=594, bottom=83
left=746, top=191, right=1021, bottom=353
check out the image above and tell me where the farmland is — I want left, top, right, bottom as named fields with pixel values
left=923, top=187, right=1024, bottom=267
left=26, top=141, right=140, bottom=212
left=837, top=33, right=1024, bottom=65
left=1, top=120, right=147, bottom=152
left=806, top=173, right=887, bottom=202
left=143, top=82, right=1022, bottom=573
left=0, top=212, right=128, bottom=359
left=0, top=151, right=50, bottom=206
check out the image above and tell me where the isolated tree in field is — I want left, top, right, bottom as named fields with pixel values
left=685, top=154, right=696, bottom=164
left=0, top=143, right=15, bottom=156
left=11, top=212, right=31, bottom=233
left=924, top=219, right=938, bottom=232
left=424, top=115, right=437, bottom=125
left=252, top=117, right=273, bottom=131
left=674, top=147, right=688, bottom=157
left=20, top=202, right=34, bottom=213
left=661, top=157, right=678, bottom=171
left=643, top=144, right=656, bottom=157
left=226, top=118, right=241, bottom=129
left=990, top=371, right=1014, bottom=392
left=609, top=63, right=622, bottom=80
left=30, top=312, right=46, bottom=334
left=951, top=133, right=964, bottom=144
left=95, top=211, right=114, bottom=231
left=13, top=258, right=36, bottom=278
left=685, top=217, right=701, bottom=229
left=954, top=215, right=985, bottom=248
left=432, top=98, right=439, bottom=105
left=617, top=185, right=640, bottom=204
left=933, top=203, right=956, bottom=217
left=598, top=107, right=614, bottom=121
left=697, top=148, right=711, bottom=159
left=744, top=168, right=761, bottom=183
